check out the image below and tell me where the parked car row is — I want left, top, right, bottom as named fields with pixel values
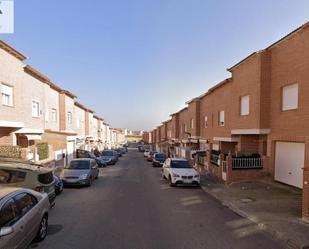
left=0, top=146, right=128, bottom=248
left=140, top=150, right=200, bottom=187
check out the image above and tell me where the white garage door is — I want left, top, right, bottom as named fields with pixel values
left=275, top=142, right=304, bottom=189
left=67, top=141, right=75, bottom=164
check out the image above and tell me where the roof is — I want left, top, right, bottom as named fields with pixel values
left=227, top=21, right=309, bottom=72
left=0, top=40, right=27, bottom=61
left=24, top=65, right=50, bottom=83
left=198, top=78, right=232, bottom=99
left=266, top=21, right=309, bottom=50
left=185, top=97, right=201, bottom=105
left=75, top=101, right=94, bottom=113
left=0, top=159, right=53, bottom=173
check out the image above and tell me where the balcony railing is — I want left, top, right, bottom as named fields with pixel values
left=232, top=157, right=263, bottom=169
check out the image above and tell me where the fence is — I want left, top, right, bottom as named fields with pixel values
left=232, top=157, right=263, bottom=169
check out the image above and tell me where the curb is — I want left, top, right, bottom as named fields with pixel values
left=200, top=184, right=303, bottom=249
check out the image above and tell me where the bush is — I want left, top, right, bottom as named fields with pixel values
left=36, top=143, right=49, bottom=160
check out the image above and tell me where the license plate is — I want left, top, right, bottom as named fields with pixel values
left=184, top=180, right=192, bottom=184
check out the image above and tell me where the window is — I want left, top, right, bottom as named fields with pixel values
left=67, top=112, right=72, bottom=124
left=51, top=108, right=57, bottom=122
left=32, top=100, right=40, bottom=117
left=0, top=169, right=26, bottom=184
left=76, top=119, right=80, bottom=129
left=0, top=199, right=19, bottom=228
left=204, top=116, right=208, bottom=128
left=191, top=119, right=194, bottom=129
left=282, top=83, right=298, bottom=111
left=1, top=84, right=13, bottom=106
left=219, top=111, right=225, bottom=127
left=15, top=193, right=37, bottom=216
left=168, top=130, right=172, bottom=138
left=240, top=95, right=250, bottom=116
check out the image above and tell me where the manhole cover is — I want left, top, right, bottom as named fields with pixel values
left=240, top=197, right=255, bottom=203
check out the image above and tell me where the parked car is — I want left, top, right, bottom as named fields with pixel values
left=0, top=160, right=56, bottom=206
left=152, top=153, right=167, bottom=167
left=147, top=151, right=157, bottom=162
left=60, top=159, right=99, bottom=187
left=144, top=149, right=150, bottom=157
left=162, top=158, right=200, bottom=186
left=101, top=150, right=118, bottom=165
left=53, top=175, right=63, bottom=195
left=120, top=147, right=127, bottom=154
left=115, top=148, right=123, bottom=157
left=76, top=149, right=106, bottom=167
left=0, top=187, right=49, bottom=249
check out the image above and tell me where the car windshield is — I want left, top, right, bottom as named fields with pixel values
left=155, top=154, right=166, bottom=159
left=66, top=161, right=90, bottom=170
left=171, top=160, right=191, bottom=168
left=102, top=151, right=114, bottom=156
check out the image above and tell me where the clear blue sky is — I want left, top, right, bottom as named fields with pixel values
left=1, top=0, right=309, bottom=130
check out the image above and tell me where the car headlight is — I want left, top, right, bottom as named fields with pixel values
left=79, top=174, right=89, bottom=180
left=172, top=173, right=180, bottom=177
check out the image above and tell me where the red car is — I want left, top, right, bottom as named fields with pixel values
left=147, top=151, right=157, bottom=162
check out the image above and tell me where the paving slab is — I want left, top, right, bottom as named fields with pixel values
left=200, top=174, right=309, bottom=249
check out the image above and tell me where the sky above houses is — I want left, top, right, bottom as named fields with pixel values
left=1, top=0, right=309, bottom=131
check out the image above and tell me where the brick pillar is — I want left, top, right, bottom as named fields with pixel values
left=59, top=93, right=66, bottom=131
left=225, top=153, right=233, bottom=185
left=303, top=169, right=309, bottom=221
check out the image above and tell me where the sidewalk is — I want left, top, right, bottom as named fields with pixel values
left=199, top=174, right=309, bottom=249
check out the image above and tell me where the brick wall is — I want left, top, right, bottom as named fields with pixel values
left=0, top=128, right=14, bottom=145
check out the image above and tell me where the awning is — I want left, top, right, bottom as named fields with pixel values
left=0, top=121, right=24, bottom=128
left=25, top=135, right=42, bottom=141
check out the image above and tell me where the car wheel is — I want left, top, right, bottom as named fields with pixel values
left=162, top=172, right=166, bottom=179
left=35, top=215, right=48, bottom=242
left=87, top=178, right=92, bottom=187
left=169, top=175, right=175, bottom=187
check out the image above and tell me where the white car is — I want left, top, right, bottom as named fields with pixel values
left=144, top=149, right=150, bottom=157
left=162, top=158, right=200, bottom=186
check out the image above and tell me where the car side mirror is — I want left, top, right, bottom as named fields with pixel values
left=0, top=227, right=14, bottom=237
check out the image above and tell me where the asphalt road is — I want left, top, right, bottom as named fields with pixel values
left=30, top=150, right=286, bottom=249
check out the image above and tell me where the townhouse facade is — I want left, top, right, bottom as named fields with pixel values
left=0, top=40, right=122, bottom=167
left=147, top=22, right=309, bottom=221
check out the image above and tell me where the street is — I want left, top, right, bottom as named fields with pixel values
left=30, top=150, right=286, bottom=249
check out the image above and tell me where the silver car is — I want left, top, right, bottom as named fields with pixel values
left=60, top=159, right=99, bottom=186
left=0, top=187, right=49, bottom=249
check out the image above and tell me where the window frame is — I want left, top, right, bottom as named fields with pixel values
left=240, top=95, right=250, bottom=116
left=67, top=112, right=73, bottom=124
left=51, top=108, right=57, bottom=122
left=1, top=83, right=14, bottom=107
left=32, top=100, right=40, bottom=118
left=281, top=83, right=299, bottom=111
left=204, top=116, right=208, bottom=128
left=218, top=110, right=225, bottom=127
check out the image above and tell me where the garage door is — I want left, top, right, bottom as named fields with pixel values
left=275, top=142, right=304, bottom=188
left=67, top=141, right=75, bottom=164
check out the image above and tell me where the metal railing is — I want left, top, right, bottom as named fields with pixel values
left=232, top=157, right=263, bottom=169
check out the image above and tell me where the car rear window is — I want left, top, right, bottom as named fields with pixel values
left=38, top=172, right=53, bottom=184
left=155, top=154, right=166, bottom=159
left=102, top=151, right=114, bottom=156
left=67, top=160, right=90, bottom=170
left=0, top=169, right=26, bottom=184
